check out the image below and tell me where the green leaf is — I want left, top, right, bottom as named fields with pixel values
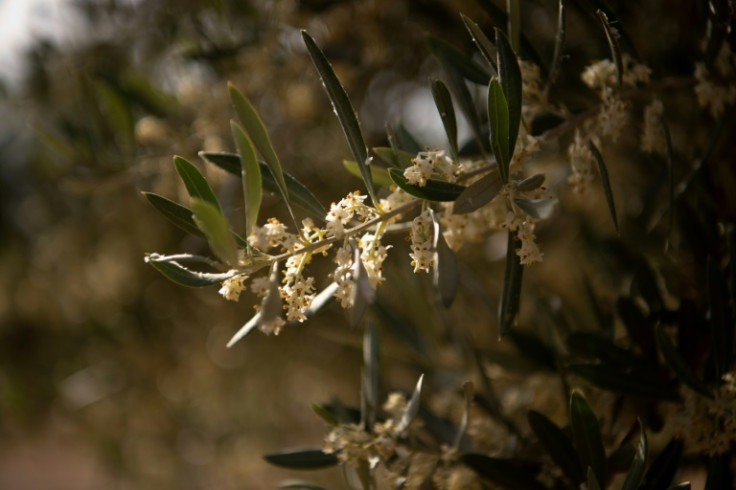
left=301, top=31, right=376, bottom=207
left=191, top=198, right=239, bottom=266
left=199, top=152, right=327, bottom=221
left=622, top=420, right=647, bottom=490
left=498, top=232, right=523, bottom=337
left=430, top=209, right=459, bottom=307
left=587, top=467, right=602, bottom=490
left=517, top=173, right=546, bottom=192
left=587, top=140, right=618, bottom=232
left=514, top=198, right=557, bottom=220
left=460, top=14, right=498, bottom=72
left=231, top=121, right=262, bottom=239
left=431, top=79, right=459, bottom=161
left=228, top=82, right=289, bottom=203
left=388, top=168, right=465, bottom=202
left=655, top=324, right=713, bottom=398
left=567, top=332, right=648, bottom=370
left=495, top=29, right=522, bottom=159
left=426, top=35, right=491, bottom=86
left=507, top=329, right=557, bottom=371
left=570, top=391, right=606, bottom=486
left=372, top=146, right=414, bottom=168
left=277, top=483, right=329, bottom=490
left=707, top=257, right=733, bottom=379
left=395, top=374, right=424, bottom=435
left=460, top=454, right=547, bottom=490
left=343, top=160, right=393, bottom=188
left=527, top=410, right=585, bottom=484
left=453, top=171, right=502, bottom=214
left=596, top=10, right=623, bottom=86
left=311, top=403, right=339, bottom=427
left=640, top=439, right=683, bottom=490
left=145, top=255, right=236, bottom=287
left=173, top=155, right=221, bottom=212
left=263, top=449, right=339, bottom=470
left=662, top=116, right=675, bottom=252
left=142, top=192, right=205, bottom=238
left=488, top=78, right=511, bottom=183
left=349, top=245, right=375, bottom=328
left=569, top=364, right=679, bottom=401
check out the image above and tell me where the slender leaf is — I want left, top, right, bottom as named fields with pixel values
left=395, top=123, right=422, bottom=154
left=668, top=484, right=691, bottom=490
left=567, top=332, right=648, bottom=370
left=431, top=79, right=459, bottom=161
left=453, top=171, right=502, bottom=214
left=587, top=467, right=602, bottom=490
left=707, top=256, right=733, bottom=379
left=362, top=323, right=379, bottom=428
left=498, top=232, right=523, bottom=337
left=488, top=78, right=511, bottom=183
left=495, top=29, right=522, bottom=159
left=452, top=381, right=474, bottom=450
left=277, top=483, right=329, bottom=490
left=655, top=324, right=713, bottom=398
left=349, top=245, right=375, bottom=328
left=200, top=152, right=327, bottom=220
left=570, top=391, right=606, bottom=486
left=514, top=197, right=557, bottom=220
left=372, top=146, right=414, bottom=168
left=426, top=35, right=491, bottom=86
left=303, top=282, right=338, bottom=318
left=145, top=256, right=236, bottom=287
left=231, top=121, right=261, bottom=239
left=588, top=140, right=619, bottom=232
left=301, top=31, right=376, bottom=207
left=640, top=439, right=683, bottom=490
left=142, top=192, right=205, bottom=238
left=622, top=419, right=647, bottom=490
left=528, top=410, right=585, bottom=484
left=173, top=155, right=221, bottom=211
left=460, top=13, right=498, bottom=72
left=570, top=364, right=679, bottom=400
left=395, top=374, right=423, bottom=435
left=191, top=198, right=239, bottom=266
left=596, top=10, right=623, bottom=86
left=430, top=209, right=459, bottom=307
left=311, top=403, right=339, bottom=427
left=263, top=449, right=339, bottom=470
left=662, top=117, right=674, bottom=252
left=507, top=329, right=557, bottom=371
left=517, top=173, right=546, bottom=192
left=388, top=168, right=465, bottom=202
left=547, top=0, right=566, bottom=89
left=343, top=160, right=393, bottom=188
left=460, top=454, right=547, bottom=490
left=228, top=83, right=289, bottom=202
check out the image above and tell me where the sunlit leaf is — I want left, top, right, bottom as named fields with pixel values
left=431, top=79, right=459, bottom=160
left=528, top=410, right=585, bottom=484
left=372, top=146, right=414, bottom=168
left=191, top=198, right=239, bottom=266
left=301, top=31, right=376, bottom=207
left=349, top=245, right=375, bottom=328
left=263, top=449, right=339, bottom=470
left=231, top=121, right=261, bottom=239
left=395, top=374, right=423, bottom=435
left=430, top=209, right=459, bottom=307
left=516, top=173, right=545, bottom=192
left=453, top=171, right=502, bottom=214
left=498, top=232, right=523, bottom=337
left=588, top=140, right=618, bottom=232
left=570, top=391, right=607, bottom=486
left=495, top=29, right=522, bottom=159
left=311, top=403, right=339, bottom=427
left=145, top=255, right=236, bottom=287
left=303, top=282, right=338, bottom=318
left=173, top=155, right=221, bottom=212
left=142, top=192, right=205, bottom=239
left=343, top=160, right=393, bottom=188
left=596, top=9, right=623, bottom=86
left=388, top=168, right=465, bottom=202
left=488, top=77, right=510, bottom=183
left=547, top=0, right=566, bottom=88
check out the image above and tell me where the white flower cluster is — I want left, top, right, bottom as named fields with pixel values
left=326, top=191, right=376, bottom=238
left=641, top=97, right=666, bottom=154
left=403, top=150, right=455, bottom=187
left=409, top=209, right=435, bottom=273
left=218, top=273, right=249, bottom=302
left=694, top=42, right=736, bottom=117
left=568, top=130, right=598, bottom=193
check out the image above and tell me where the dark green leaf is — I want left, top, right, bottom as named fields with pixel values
left=395, top=123, right=422, bottom=154
left=231, top=121, right=261, bottom=238
left=145, top=256, right=235, bottom=287
left=655, top=324, right=713, bottom=398
left=431, top=79, right=459, bottom=161
left=608, top=443, right=636, bottom=475
left=430, top=209, right=459, bottom=307
left=142, top=192, right=205, bottom=239
left=662, top=117, right=674, bottom=252
left=426, top=35, right=491, bottom=85
left=277, top=483, right=329, bottom=490
left=173, top=155, right=221, bottom=212
left=514, top=198, right=557, bottom=220
left=622, top=419, right=647, bottom=490
left=263, top=449, right=339, bottom=470
left=507, top=329, right=557, bottom=371
left=460, top=14, right=498, bottom=72
left=707, top=257, right=733, bottom=379
left=596, top=10, right=623, bottom=86
left=343, top=160, right=393, bottom=188
left=460, top=454, right=547, bottom=490
left=200, top=152, right=327, bottom=220
left=587, top=467, right=602, bottom=490
left=453, top=171, right=502, bottom=214
left=228, top=83, right=289, bottom=203
left=495, top=29, right=522, bottom=159
left=566, top=332, right=648, bottom=370
left=570, top=364, right=679, bottom=400
left=488, top=78, right=510, bottom=183
left=395, top=374, right=423, bottom=435
left=301, top=31, right=376, bottom=207
left=372, top=146, right=414, bottom=168
left=527, top=410, right=585, bottom=484
left=388, top=168, right=465, bottom=202
left=517, top=173, right=546, bottom=192
left=570, top=391, right=606, bottom=486
left=668, top=484, right=691, bottom=490
left=640, top=439, right=683, bottom=490
left=617, top=297, right=657, bottom=360
left=191, top=198, right=239, bottom=266
left=587, top=141, right=618, bottom=232
left=311, top=403, right=339, bottom=427
left=498, top=232, right=523, bottom=337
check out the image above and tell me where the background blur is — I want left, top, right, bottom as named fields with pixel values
left=0, top=0, right=728, bottom=489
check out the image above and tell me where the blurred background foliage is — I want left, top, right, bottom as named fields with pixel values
left=0, top=0, right=733, bottom=488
